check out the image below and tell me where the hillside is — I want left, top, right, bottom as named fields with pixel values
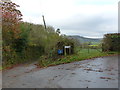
left=68, top=35, right=102, bottom=45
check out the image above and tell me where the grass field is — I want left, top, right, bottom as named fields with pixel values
left=38, top=48, right=119, bottom=67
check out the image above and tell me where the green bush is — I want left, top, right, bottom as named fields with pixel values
left=102, top=33, right=120, bottom=52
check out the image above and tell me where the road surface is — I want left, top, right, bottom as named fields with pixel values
left=2, top=55, right=118, bottom=88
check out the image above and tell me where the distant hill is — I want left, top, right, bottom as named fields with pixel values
left=68, top=35, right=102, bottom=45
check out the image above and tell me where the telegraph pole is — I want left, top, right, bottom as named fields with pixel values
left=42, top=15, right=46, bottom=29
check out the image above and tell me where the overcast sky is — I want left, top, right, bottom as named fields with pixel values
left=12, top=0, right=118, bottom=38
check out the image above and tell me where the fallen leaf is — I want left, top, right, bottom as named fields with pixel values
left=71, top=73, right=76, bottom=74
left=84, top=68, right=93, bottom=71
left=95, top=70, right=103, bottom=72
left=100, top=77, right=112, bottom=80
left=13, top=75, right=17, bottom=77
left=66, top=69, right=70, bottom=70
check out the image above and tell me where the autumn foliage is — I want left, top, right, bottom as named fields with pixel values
left=2, top=0, right=23, bottom=65
left=2, top=0, right=22, bottom=41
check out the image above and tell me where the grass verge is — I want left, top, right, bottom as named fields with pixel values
left=38, top=48, right=119, bottom=68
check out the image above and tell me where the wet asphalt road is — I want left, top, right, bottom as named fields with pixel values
left=2, top=55, right=118, bottom=88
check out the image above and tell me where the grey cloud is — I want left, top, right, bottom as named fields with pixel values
left=60, top=14, right=116, bottom=31
left=54, top=14, right=117, bottom=38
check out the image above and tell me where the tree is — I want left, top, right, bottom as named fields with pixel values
left=2, top=0, right=22, bottom=45
left=102, top=33, right=120, bottom=52
left=2, top=0, right=23, bottom=65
